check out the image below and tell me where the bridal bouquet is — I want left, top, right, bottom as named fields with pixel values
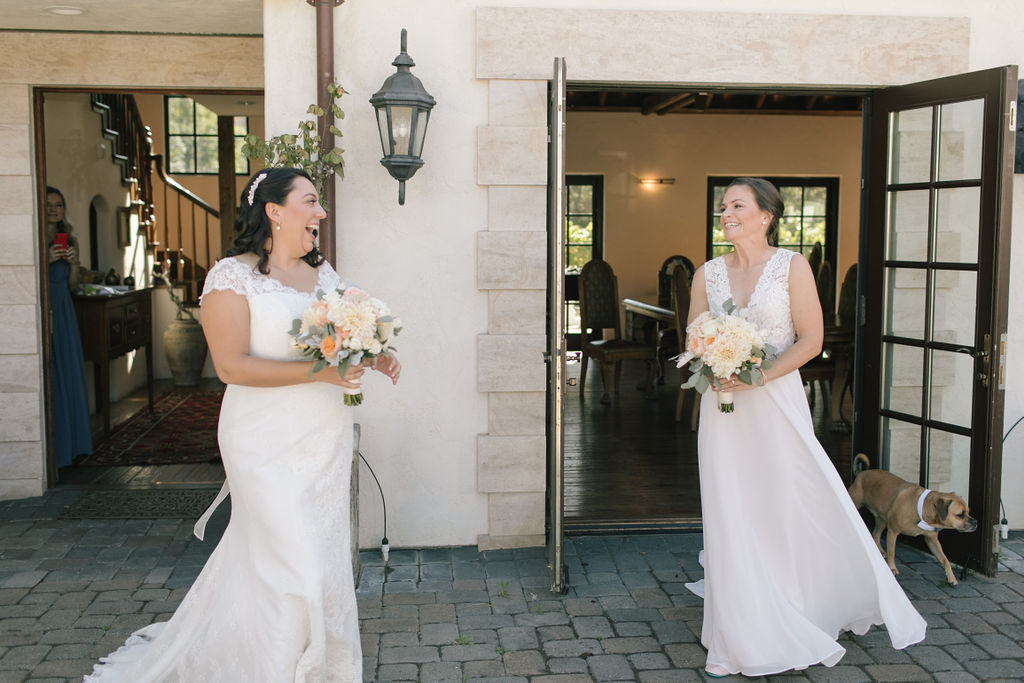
left=290, top=284, right=401, bottom=406
left=674, top=299, right=775, bottom=413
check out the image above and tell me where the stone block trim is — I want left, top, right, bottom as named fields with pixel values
left=476, top=7, right=969, bottom=84
left=477, top=231, right=547, bottom=290
left=488, top=186, right=547, bottom=232
left=478, top=435, right=545, bottom=493
left=477, top=334, right=546, bottom=393
left=477, top=126, right=547, bottom=186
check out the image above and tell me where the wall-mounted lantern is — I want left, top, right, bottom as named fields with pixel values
left=369, top=28, right=437, bottom=205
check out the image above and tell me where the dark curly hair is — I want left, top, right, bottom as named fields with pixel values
left=726, top=177, right=784, bottom=247
left=227, top=167, right=325, bottom=274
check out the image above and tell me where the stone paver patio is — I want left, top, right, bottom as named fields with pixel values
left=1, top=488, right=1023, bottom=681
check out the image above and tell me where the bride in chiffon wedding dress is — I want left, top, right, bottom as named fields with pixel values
left=686, top=179, right=926, bottom=678
left=85, top=168, right=399, bottom=682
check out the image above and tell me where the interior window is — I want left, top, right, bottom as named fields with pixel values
left=565, top=175, right=604, bottom=350
left=707, top=177, right=838, bottom=265
left=165, top=96, right=249, bottom=175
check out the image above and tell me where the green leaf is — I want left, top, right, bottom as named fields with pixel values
left=738, top=369, right=751, bottom=384
left=695, top=374, right=710, bottom=393
left=311, top=358, right=327, bottom=375
left=723, top=298, right=736, bottom=314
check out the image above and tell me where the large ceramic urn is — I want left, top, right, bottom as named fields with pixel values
left=163, top=317, right=207, bottom=386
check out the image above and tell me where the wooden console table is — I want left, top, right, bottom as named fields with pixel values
left=72, top=288, right=155, bottom=440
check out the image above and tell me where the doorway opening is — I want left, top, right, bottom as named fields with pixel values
left=560, top=84, right=866, bottom=531
left=36, top=87, right=261, bottom=488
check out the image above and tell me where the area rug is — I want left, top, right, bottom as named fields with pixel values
left=79, top=391, right=223, bottom=466
left=58, top=488, right=220, bottom=519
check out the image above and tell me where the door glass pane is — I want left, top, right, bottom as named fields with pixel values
left=882, top=417, right=921, bottom=482
left=887, top=190, right=930, bottom=261
left=883, top=343, right=923, bottom=417
left=931, top=269, right=977, bottom=346
left=934, top=187, right=980, bottom=263
left=889, top=106, right=933, bottom=184
left=928, top=430, right=971, bottom=501
left=929, top=349, right=974, bottom=429
left=885, top=268, right=926, bottom=338
left=938, top=99, right=984, bottom=181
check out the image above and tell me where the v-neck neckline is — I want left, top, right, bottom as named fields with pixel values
left=723, top=248, right=780, bottom=310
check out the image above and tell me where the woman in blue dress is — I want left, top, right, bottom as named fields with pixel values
left=46, top=186, right=92, bottom=468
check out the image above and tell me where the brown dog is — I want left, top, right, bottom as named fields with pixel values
left=847, top=453, right=977, bottom=585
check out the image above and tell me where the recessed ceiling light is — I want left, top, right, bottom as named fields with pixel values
left=45, top=5, right=85, bottom=15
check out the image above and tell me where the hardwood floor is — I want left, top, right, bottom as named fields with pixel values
left=563, top=355, right=852, bottom=531
left=59, top=365, right=852, bottom=532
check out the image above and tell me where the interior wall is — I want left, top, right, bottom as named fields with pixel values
left=133, top=94, right=264, bottom=382
left=566, top=111, right=863, bottom=307
left=43, top=93, right=145, bottom=404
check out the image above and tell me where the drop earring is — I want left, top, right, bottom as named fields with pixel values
left=275, top=223, right=281, bottom=231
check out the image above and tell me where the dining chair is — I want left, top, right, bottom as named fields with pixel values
left=579, top=259, right=657, bottom=403
left=656, top=255, right=695, bottom=383
left=669, top=265, right=701, bottom=429
left=800, top=261, right=856, bottom=425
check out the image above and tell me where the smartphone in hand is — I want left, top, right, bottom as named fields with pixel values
left=53, top=232, right=68, bottom=250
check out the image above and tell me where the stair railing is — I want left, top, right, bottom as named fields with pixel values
left=148, top=153, right=219, bottom=304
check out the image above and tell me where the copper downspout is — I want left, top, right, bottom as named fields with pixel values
left=308, top=0, right=343, bottom=265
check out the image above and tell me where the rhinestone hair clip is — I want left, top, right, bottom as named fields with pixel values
left=247, top=172, right=267, bottom=206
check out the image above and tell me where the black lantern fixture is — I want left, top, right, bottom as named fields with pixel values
left=370, top=28, right=437, bottom=205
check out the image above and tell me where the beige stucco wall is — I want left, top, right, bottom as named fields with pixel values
left=262, top=0, right=1024, bottom=549
left=566, top=111, right=863, bottom=307
left=0, top=32, right=262, bottom=499
left=7, top=0, right=1024, bottom=541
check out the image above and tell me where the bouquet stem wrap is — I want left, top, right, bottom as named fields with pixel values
left=674, top=299, right=774, bottom=416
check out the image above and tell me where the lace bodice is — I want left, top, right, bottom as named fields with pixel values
left=704, top=248, right=797, bottom=354
left=200, top=256, right=341, bottom=362
left=200, top=255, right=339, bottom=301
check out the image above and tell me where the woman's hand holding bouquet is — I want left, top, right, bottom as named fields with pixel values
left=290, top=284, right=401, bottom=406
left=674, top=299, right=775, bottom=413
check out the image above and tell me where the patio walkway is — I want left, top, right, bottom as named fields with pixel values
left=1, top=488, right=1023, bottom=681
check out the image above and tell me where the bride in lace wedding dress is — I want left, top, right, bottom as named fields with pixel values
left=686, top=178, right=925, bottom=678
left=85, top=168, right=400, bottom=682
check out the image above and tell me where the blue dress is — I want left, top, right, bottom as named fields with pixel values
left=49, top=259, right=92, bottom=467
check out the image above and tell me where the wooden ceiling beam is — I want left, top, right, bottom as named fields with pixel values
left=642, top=92, right=693, bottom=115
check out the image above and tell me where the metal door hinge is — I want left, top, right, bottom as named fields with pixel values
left=980, top=332, right=991, bottom=388
left=1010, top=99, right=1017, bottom=132
left=999, top=332, right=1007, bottom=390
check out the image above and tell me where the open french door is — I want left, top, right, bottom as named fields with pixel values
left=546, top=57, right=568, bottom=593
left=860, top=66, right=1016, bottom=577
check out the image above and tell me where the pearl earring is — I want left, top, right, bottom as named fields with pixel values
left=275, top=223, right=281, bottom=231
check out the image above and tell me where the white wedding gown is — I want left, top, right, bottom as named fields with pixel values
left=690, top=248, right=926, bottom=677
left=85, top=257, right=362, bottom=682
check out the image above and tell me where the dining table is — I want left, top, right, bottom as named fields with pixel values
left=624, top=295, right=854, bottom=430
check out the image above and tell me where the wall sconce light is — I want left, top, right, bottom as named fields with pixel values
left=638, top=177, right=675, bottom=185
left=369, top=28, right=437, bottom=205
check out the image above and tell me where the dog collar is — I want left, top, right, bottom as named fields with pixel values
left=917, top=489, right=936, bottom=531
